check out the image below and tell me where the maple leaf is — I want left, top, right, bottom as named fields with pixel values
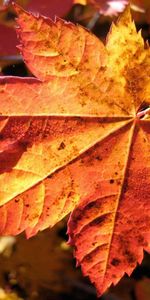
left=0, top=3, right=150, bottom=296
left=0, top=0, right=72, bottom=55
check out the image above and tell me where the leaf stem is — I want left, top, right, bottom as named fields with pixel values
left=136, top=107, right=150, bottom=119
left=87, top=11, right=100, bottom=30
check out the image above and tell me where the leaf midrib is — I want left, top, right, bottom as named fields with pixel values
left=101, top=121, right=136, bottom=285
left=0, top=118, right=133, bottom=206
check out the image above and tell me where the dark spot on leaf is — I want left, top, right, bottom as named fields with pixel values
left=92, top=242, right=97, bottom=246
left=15, top=199, right=19, bottom=203
left=95, top=156, right=102, bottom=161
left=58, top=142, right=66, bottom=150
left=111, top=258, right=120, bottom=266
left=117, top=180, right=121, bottom=185
left=110, top=179, right=114, bottom=184
left=123, top=250, right=136, bottom=264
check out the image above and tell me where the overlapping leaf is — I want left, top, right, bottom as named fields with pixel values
left=0, top=0, right=72, bottom=55
left=0, top=4, right=150, bottom=296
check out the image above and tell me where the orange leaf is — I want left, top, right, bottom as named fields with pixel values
left=0, top=4, right=150, bottom=296
left=74, top=0, right=86, bottom=4
left=0, top=0, right=72, bottom=55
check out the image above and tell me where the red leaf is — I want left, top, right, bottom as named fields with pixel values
left=0, top=4, right=150, bottom=296
left=0, top=0, right=73, bottom=55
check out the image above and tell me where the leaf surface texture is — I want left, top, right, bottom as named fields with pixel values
left=0, top=5, right=150, bottom=295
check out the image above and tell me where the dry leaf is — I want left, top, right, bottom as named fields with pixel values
left=0, top=0, right=72, bottom=55
left=0, top=4, right=150, bottom=296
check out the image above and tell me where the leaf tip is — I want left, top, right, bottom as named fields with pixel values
left=12, top=1, right=30, bottom=22
left=117, top=4, right=133, bottom=26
